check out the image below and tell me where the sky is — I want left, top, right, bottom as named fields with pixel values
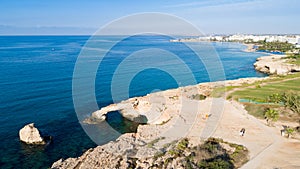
left=0, top=0, right=299, bottom=35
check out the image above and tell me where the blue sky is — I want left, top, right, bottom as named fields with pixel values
left=0, top=0, right=299, bottom=35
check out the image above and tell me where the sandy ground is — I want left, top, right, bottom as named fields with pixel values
left=172, top=97, right=300, bottom=169
left=210, top=99, right=300, bottom=169
left=145, top=94, right=300, bottom=168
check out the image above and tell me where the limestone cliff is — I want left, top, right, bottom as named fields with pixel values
left=52, top=77, right=268, bottom=169
left=254, top=55, right=300, bottom=75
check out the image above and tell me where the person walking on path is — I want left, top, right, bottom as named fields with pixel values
left=240, top=128, right=246, bottom=136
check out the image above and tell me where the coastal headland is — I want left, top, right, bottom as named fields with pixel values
left=52, top=43, right=300, bottom=168
left=254, top=54, right=300, bottom=75
left=52, top=75, right=300, bottom=168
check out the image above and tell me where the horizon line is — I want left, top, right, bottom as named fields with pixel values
left=1, top=33, right=300, bottom=36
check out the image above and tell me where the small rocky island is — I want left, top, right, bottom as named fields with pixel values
left=19, top=123, right=46, bottom=145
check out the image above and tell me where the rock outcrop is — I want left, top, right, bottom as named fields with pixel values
left=84, top=77, right=268, bottom=126
left=51, top=135, right=249, bottom=169
left=51, top=133, right=156, bottom=169
left=254, top=55, right=300, bottom=75
left=84, top=101, right=148, bottom=124
left=19, top=123, right=46, bottom=145
left=52, top=77, right=269, bottom=169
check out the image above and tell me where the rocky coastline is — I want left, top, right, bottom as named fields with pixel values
left=52, top=77, right=269, bottom=169
left=254, top=54, right=300, bottom=75
left=51, top=51, right=300, bottom=169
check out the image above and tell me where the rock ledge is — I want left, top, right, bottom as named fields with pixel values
left=254, top=55, right=300, bottom=75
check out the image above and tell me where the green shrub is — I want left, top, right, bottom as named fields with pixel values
left=264, top=108, right=279, bottom=126
left=286, top=127, right=295, bottom=138
left=198, top=158, right=233, bottom=169
left=267, top=93, right=283, bottom=104
left=177, top=138, right=189, bottom=151
left=191, top=94, right=207, bottom=100
left=164, top=158, right=173, bottom=166
left=201, top=139, right=220, bottom=153
left=282, top=92, right=300, bottom=114
left=153, top=151, right=165, bottom=160
left=168, top=149, right=180, bottom=157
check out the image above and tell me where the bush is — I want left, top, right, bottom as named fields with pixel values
left=153, top=151, right=165, bottom=160
left=191, top=94, right=207, bottom=100
left=150, top=137, right=248, bottom=169
left=198, top=158, right=234, bottom=169
left=267, top=93, right=283, bottom=104
left=177, top=138, right=189, bottom=151
left=168, top=149, right=180, bottom=157
left=201, top=139, right=221, bottom=153
left=255, top=84, right=261, bottom=88
left=264, top=108, right=279, bottom=126
left=286, top=127, right=295, bottom=138
left=282, top=92, right=300, bottom=114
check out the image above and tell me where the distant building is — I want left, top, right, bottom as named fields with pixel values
left=296, top=36, right=300, bottom=48
left=173, top=34, right=300, bottom=47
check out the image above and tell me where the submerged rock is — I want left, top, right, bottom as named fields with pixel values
left=19, top=123, right=46, bottom=145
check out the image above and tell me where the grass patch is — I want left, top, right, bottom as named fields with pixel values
left=244, top=103, right=268, bottom=119
left=211, top=86, right=239, bottom=98
left=230, top=76, right=300, bottom=102
left=287, top=54, right=300, bottom=65
left=211, top=87, right=226, bottom=97
left=229, top=73, right=300, bottom=121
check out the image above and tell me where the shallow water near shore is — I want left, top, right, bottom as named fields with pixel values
left=0, top=35, right=266, bottom=168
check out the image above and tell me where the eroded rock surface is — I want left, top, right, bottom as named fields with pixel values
left=254, top=55, right=300, bottom=75
left=19, top=123, right=45, bottom=145
left=53, top=77, right=281, bottom=169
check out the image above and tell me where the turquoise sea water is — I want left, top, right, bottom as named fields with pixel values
left=0, top=35, right=266, bottom=168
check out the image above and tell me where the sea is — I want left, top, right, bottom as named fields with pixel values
left=0, top=35, right=267, bottom=169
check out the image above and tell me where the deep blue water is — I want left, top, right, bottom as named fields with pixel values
left=0, top=35, right=266, bottom=169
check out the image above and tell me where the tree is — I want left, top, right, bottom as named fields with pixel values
left=264, top=108, right=279, bottom=126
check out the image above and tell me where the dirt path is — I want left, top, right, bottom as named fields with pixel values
left=222, top=77, right=300, bottom=168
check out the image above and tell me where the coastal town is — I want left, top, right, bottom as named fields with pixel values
left=171, top=34, right=300, bottom=48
